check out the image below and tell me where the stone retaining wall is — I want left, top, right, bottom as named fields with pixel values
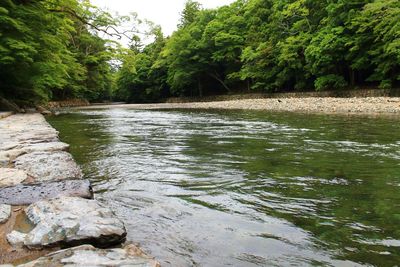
left=166, top=88, right=400, bottom=103
left=46, top=99, right=90, bottom=109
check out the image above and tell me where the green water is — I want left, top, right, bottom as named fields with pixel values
left=47, top=109, right=400, bottom=267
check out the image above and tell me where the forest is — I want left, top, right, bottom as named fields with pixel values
left=0, top=0, right=399, bottom=105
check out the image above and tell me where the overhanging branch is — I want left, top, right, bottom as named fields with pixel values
left=48, top=7, right=141, bottom=40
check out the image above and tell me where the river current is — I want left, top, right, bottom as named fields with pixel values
left=48, top=109, right=400, bottom=267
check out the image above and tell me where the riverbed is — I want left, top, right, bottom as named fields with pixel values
left=48, top=109, right=400, bottom=267
left=79, top=97, right=400, bottom=114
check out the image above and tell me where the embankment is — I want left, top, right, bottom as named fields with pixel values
left=0, top=113, right=159, bottom=266
left=79, top=97, right=400, bottom=115
left=166, top=88, right=400, bottom=103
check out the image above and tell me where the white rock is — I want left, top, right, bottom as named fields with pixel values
left=13, top=152, right=82, bottom=182
left=8, top=197, right=126, bottom=248
left=6, top=231, right=27, bottom=247
left=0, top=204, right=11, bottom=224
left=22, top=142, right=69, bottom=153
left=0, top=168, right=28, bottom=187
left=17, top=245, right=160, bottom=267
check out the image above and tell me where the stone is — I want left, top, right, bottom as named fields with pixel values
left=0, top=114, right=60, bottom=145
left=7, top=197, right=126, bottom=249
left=4, top=142, right=69, bottom=155
left=0, top=204, right=11, bottom=224
left=0, top=154, right=8, bottom=167
left=0, top=142, right=69, bottom=169
left=0, top=168, right=28, bottom=187
left=14, top=152, right=82, bottom=182
left=36, top=106, right=52, bottom=116
left=0, top=142, right=19, bottom=151
left=16, top=245, right=160, bottom=267
left=0, top=179, right=93, bottom=205
left=0, top=150, right=25, bottom=164
left=23, top=142, right=69, bottom=153
left=6, top=231, right=26, bottom=248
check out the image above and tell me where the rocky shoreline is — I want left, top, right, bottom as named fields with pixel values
left=0, top=113, right=159, bottom=266
left=78, top=97, right=400, bottom=115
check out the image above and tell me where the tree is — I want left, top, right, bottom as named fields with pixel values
left=0, top=0, right=128, bottom=105
left=112, top=0, right=400, bottom=103
left=351, top=0, right=400, bottom=89
left=116, top=25, right=168, bottom=103
left=178, top=0, right=202, bottom=28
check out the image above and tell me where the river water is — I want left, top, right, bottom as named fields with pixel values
left=47, top=109, right=400, bottom=267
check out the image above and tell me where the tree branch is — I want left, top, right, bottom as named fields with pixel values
left=48, top=7, right=140, bottom=40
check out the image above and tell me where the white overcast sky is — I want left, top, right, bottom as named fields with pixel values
left=91, top=0, right=235, bottom=37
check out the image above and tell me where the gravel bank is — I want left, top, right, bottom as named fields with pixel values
left=79, top=97, right=400, bottom=114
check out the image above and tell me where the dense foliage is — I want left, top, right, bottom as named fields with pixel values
left=117, top=0, right=400, bottom=103
left=0, top=0, right=118, bottom=104
left=1, top=0, right=399, bottom=104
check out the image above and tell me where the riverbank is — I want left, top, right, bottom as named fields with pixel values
left=0, top=113, right=159, bottom=266
left=78, top=97, right=400, bottom=115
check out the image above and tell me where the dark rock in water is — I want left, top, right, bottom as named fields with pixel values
left=16, top=244, right=160, bottom=267
left=0, top=179, right=93, bottom=205
left=7, top=197, right=126, bottom=249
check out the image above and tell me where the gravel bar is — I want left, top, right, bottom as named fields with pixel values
left=78, top=97, right=400, bottom=115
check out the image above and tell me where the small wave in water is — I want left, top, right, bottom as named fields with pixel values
left=48, top=109, right=400, bottom=267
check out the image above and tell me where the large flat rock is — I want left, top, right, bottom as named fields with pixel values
left=21, top=142, right=69, bottom=153
left=0, top=179, right=93, bottom=205
left=0, top=168, right=28, bottom=187
left=0, top=142, right=70, bottom=166
left=0, top=114, right=70, bottom=169
left=7, top=197, right=126, bottom=248
left=0, top=114, right=59, bottom=144
left=16, top=244, right=160, bottom=267
left=13, top=152, right=82, bottom=182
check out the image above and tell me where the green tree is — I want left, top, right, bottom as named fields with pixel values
left=351, top=0, right=400, bottom=89
left=116, top=25, right=168, bottom=102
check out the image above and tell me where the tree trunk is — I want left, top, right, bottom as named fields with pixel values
left=198, top=77, right=203, bottom=97
left=0, top=96, right=22, bottom=113
left=208, top=72, right=230, bottom=92
left=349, top=68, right=355, bottom=86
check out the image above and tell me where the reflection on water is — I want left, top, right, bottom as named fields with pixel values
left=48, top=109, right=400, bottom=267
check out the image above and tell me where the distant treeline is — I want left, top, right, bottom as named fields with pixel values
left=116, top=0, right=400, bottom=103
left=1, top=0, right=399, bottom=106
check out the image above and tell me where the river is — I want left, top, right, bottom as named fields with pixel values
left=47, top=109, right=400, bottom=267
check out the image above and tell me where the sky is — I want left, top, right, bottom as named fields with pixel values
left=91, top=0, right=235, bottom=37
